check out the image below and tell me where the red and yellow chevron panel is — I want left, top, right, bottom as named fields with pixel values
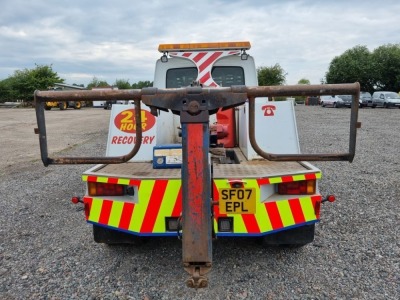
left=82, top=173, right=321, bottom=236
left=83, top=179, right=182, bottom=236
left=212, top=179, right=321, bottom=236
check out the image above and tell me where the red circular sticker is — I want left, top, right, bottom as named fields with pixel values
left=114, top=109, right=156, bottom=133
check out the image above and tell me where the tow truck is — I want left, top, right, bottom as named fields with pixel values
left=34, top=41, right=360, bottom=288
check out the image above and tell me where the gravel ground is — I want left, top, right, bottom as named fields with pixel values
left=0, top=105, right=399, bottom=299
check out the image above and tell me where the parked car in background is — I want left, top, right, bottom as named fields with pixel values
left=371, top=91, right=400, bottom=108
left=359, top=91, right=372, bottom=107
left=305, top=96, right=320, bottom=106
left=337, top=95, right=353, bottom=107
left=320, top=95, right=344, bottom=108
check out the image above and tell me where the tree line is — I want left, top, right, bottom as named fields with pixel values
left=0, top=65, right=153, bottom=103
left=325, top=44, right=400, bottom=93
left=1, top=43, right=398, bottom=103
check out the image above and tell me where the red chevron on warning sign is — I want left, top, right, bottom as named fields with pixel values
left=169, top=50, right=240, bottom=87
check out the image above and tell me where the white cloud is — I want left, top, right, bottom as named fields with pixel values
left=0, top=0, right=399, bottom=85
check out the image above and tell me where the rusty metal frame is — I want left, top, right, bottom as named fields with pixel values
left=34, top=83, right=360, bottom=166
left=34, top=90, right=143, bottom=166
left=246, top=83, right=360, bottom=162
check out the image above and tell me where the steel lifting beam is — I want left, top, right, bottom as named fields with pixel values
left=141, top=86, right=248, bottom=288
left=181, top=117, right=212, bottom=288
left=33, top=82, right=360, bottom=288
left=34, top=83, right=360, bottom=166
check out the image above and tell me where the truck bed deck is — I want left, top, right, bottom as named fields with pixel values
left=85, top=148, right=320, bottom=180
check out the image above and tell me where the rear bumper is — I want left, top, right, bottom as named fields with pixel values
left=83, top=193, right=322, bottom=237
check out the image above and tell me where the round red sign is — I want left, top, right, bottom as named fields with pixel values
left=114, top=109, right=156, bottom=133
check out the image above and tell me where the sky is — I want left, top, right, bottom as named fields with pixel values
left=1, top=0, right=399, bottom=86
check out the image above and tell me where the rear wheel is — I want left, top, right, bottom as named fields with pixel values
left=59, top=102, right=67, bottom=110
left=259, top=224, right=315, bottom=247
left=93, top=225, right=144, bottom=245
left=74, top=101, right=82, bottom=109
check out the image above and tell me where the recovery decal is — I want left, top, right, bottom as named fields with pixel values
left=114, top=108, right=156, bottom=133
left=106, top=104, right=156, bottom=161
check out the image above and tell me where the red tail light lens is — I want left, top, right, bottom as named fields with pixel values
left=278, top=180, right=316, bottom=195
left=88, top=182, right=124, bottom=196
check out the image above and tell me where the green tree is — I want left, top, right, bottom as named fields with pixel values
left=257, top=64, right=287, bottom=86
left=87, top=77, right=110, bottom=89
left=114, top=79, right=131, bottom=89
left=372, top=44, right=400, bottom=92
left=131, top=80, right=153, bottom=89
left=0, top=64, right=64, bottom=102
left=326, top=45, right=374, bottom=93
left=0, top=78, right=18, bottom=102
left=298, top=78, right=310, bottom=85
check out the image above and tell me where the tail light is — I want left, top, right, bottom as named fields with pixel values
left=88, top=182, right=124, bottom=196
left=314, top=199, right=321, bottom=219
left=278, top=180, right=316, bottom=195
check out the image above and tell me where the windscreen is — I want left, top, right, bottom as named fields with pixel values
left=166, top=66, right=245, bottom=88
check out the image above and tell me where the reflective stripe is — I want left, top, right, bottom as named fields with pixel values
left=231, top=215, right=247, bottom=233
left=82, top=172, right=321, bottom=184
left=88, top=198, right=103, bottom=223
left=129, top=180, right=155, bottom=232
left=289, top=199, right=306, bottom=224
left=108, top=201, right=124, bottom=227
left=276, top=200, right=295, bottom=227
left=265, top=202, right=284, bottom=230
left=269, top=177, right=283, bottom=184
left=118, top=178, right=130, bottom=185
left=97, top=177, right=108, bottom=183
left=140, top=180, right=168, bottom=233
left=119, top=202, right=135, bottom=230
left=241, top=180, right=260, bottom=233
left=83, top=173, right=321, bottom=235
left=300, top=197, right=316, bottom=221
left=293, top=174, right=306, bottom=181
left=255, top=202, right=273, bottom=232
left=153, top=180, right=181, bottom=232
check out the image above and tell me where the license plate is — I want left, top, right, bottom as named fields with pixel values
left=219, top=188, right=256, bottom=214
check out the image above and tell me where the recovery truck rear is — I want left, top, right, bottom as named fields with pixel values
left=34, top=41, right=360, bottom=288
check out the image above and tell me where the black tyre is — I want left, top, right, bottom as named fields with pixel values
left=333, top=102, right=337, bottom=108
left=93, top=225, right=144, bottom=245
left=259, top=224, right=315, bottom=247
left=74, top=101, right=82, bottom=109
left=44, top=106, right=51, bottom=110
left=59, top=102, right=67, bottom=110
